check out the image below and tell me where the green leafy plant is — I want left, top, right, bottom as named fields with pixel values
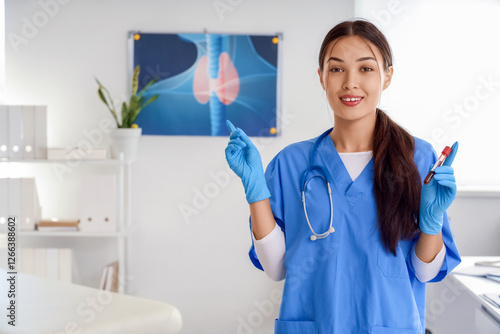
left=96, top=65, right=159, bottom=128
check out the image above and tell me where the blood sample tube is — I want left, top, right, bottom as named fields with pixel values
left=424, top=146, right=452, bottom=185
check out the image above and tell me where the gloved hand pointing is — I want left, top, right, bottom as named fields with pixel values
left=225, top=120, right=271, bottom=204
left=419, top=142, right=459, bottom=235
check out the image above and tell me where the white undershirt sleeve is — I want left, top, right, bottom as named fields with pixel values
left=252, top=224, right=446, bottom=283
left=411, top=242, right=446, bottom=282
left=252, top=224, right=286, bottom=281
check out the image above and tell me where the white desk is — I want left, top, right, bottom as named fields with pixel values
left=0, top=269, right=182, bottom=334
left=451, top=256, right=500, bottom=327
left=426, top=256, right=500, bottom=333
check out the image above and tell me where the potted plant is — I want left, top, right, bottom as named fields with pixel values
left=96, top=65, right=159, bottom=161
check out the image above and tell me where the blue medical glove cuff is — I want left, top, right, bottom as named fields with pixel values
left=419, top=214, right=443, bottom=235
left=243, top=173, right=271, bottom=204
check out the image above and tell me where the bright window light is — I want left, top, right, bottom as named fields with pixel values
left=356, top=0, right=500, bottom=188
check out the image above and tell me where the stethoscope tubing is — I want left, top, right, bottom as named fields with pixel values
left=301, top=128, right=335, bottom=241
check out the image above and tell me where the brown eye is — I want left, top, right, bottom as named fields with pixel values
left=361, top=67, right=373, bottom=72
left=330, top=67, right=342, bottom=73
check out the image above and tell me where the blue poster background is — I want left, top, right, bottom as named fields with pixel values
left=132, top=32, right=279, bottom=136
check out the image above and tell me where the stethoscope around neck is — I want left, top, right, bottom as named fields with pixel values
left=300, top=128, right=335, bottom=241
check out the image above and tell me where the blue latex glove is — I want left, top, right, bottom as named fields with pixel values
left=225, top=120, right=271, bottom=203
left=419, top=142, right=459, bottom=235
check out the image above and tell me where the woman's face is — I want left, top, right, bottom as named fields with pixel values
left=318, top=35, right=393, bottom=123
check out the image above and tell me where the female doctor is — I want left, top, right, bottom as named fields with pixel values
left=225, top=19, right=460, bottom=334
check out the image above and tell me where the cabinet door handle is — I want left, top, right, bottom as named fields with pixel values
left=481, top=305, right=500, bottom=328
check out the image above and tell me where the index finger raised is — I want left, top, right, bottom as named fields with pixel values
left=226, top=119, right=237, bottom=133
left=443, top=141, right=459, bottom=167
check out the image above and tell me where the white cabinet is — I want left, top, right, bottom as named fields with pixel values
left=426, top=256, right=500, bottom=334
left=0, top=156, right=134, bottom=294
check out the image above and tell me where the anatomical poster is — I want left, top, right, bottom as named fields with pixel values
left=130, top=32, right=280, bottom=136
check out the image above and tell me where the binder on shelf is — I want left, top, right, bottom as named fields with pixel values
left=109, top=261, right=119, bottom=292
left=8, top=178, right=21, bottom=222
left=46, top=248, right=59, bottom=281
left=19, top=247, right=73, bottom=283
left=8, top=105, right=22, bottom=160
left=105, top=263, right=114, bottom=291
left=34, top=105, right=47, bottom=159
left=59, top=248, right=72, bottom=283
left=98, top=266, right=108, bottom=290
left=79, top=174, right=117, bottom=233
left=21, top=106, right=35, bottom=160
left=34, top=247, right=46, bottom=277
left=1, top=105, right=48, bottom=160
left=99, top=261, right=119, bottom=292
left=20, top=178, right=39, bottom=231
left=0, top=105, right=8, bottom=159
left=0, top=178, right=8, bottom=227
left=19, top=247, right=35, bottom=275
left=0, top=233, right=6, bottom=270
left=35, top=186, right=42, bottom=229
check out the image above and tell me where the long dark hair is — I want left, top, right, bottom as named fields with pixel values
left=318, top=19, right=421, bottom=256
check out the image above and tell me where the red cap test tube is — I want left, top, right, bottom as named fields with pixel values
left=423, top=146, right=452, bottom=185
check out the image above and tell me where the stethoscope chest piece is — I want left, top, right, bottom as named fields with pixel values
left=309, top=226, right=335, bottom=241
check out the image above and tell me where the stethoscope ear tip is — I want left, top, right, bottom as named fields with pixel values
left=310, top=235, right=317, bottom=241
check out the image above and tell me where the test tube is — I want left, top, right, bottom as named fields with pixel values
left=423, top=146, right=452, bottom=185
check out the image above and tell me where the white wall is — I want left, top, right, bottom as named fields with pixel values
left=5, top=1, right=354, bottom=333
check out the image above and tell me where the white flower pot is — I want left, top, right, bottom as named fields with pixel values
left=109, top=128, right=142, bottom=161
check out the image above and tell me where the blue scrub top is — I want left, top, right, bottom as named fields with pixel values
left=248, top=129, right=461, bottom=334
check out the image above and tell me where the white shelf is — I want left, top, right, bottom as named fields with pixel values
left=3, top=156, right=135, bottom=294
left=16, top=226, right=136, bottom=238
left=0, top=158, right=135, bottom=165
left=457, top=186, right=500, bottom=198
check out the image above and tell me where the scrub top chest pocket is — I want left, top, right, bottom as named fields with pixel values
left=377, top=243, right=409, bottom=278
left=274, top=320, right=319, bottom=334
